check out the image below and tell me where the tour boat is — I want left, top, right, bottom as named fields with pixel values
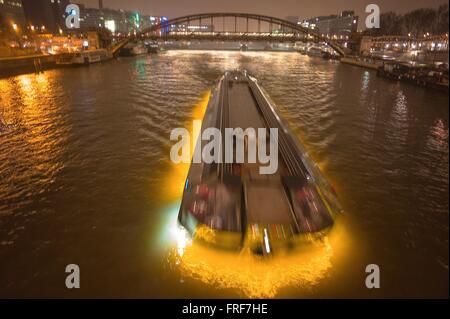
left=119, top=42, right=148, bottom=57
left=177, top=71, right=342, bottom=255
left=56, top=49, right=113, bottom=66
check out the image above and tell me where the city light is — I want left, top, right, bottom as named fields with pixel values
left=134, top=12, right=140, bottom=29
left=105, top=20, right=116, bottom=33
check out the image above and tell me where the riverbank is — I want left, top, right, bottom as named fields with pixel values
left=340, top=57, right=380, bottom=70
left=0, top=54, right=59, bottom=78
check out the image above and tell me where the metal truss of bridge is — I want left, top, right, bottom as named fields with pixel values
left=127, top=13, right=346, bottom=56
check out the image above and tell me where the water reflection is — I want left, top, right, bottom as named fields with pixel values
left=0, top=51, right=448, bottom=298
left=165, top=208, right=343, bottom=298
left=0, top=72, right=66, bottom=220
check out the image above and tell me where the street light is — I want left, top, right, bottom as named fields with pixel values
left=12, top=23, right=18, bottom=31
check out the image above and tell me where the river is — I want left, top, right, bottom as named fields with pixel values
left=0, top=50, right=448, bottom=298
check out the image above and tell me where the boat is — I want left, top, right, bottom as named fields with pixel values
left=178, top=71, right=342, bottom=255
left=145, top=41, right=160, bottom=53
left=56, top=49, right=112, bottom=66
left=119, top=41, right=148, bottom=57
left=294, top=42, right=307, bottom=54
left=306, top=46, right=328, bottom=58
left=377, top=62, right=449, bottom=92
left=297, top=47, right=307, bottom=55
left=147, top=44, right=159, bottom=54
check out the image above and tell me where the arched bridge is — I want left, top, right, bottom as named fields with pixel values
left=112, top=13, right=346, bottom=56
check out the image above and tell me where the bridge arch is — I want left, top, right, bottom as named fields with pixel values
left=123, top=13, right=346, bottom=56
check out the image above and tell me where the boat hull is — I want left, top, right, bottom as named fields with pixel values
left=178, top=71, right=342, bottom=254
left=56, top=50, right=112, bottom=66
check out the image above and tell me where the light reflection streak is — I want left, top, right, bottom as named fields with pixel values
left=161, top=204, right=349, bottom=298
left=159, top=91, right=210, bottom=203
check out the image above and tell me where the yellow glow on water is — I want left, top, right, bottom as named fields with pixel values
left=163, top=161, right=190, bottom=203
left=191, top=91, right=210, bottom=122
left=159, top=91, right=210, bottom=203
left=159, top=85, right=350, bottom=298
left=165, top=210, right=350, bottom=298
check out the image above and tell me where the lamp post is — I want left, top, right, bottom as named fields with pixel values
left=11, top=22, right=22, bottom=53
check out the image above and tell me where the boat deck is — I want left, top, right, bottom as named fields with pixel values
left=225, top=73, right=294, bottom=226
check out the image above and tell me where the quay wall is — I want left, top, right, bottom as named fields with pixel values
left=340, top=57, right=381, bottom=70
left=0, top=54, right=59, bottom=79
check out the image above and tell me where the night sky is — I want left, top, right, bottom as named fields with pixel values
left=77, top=0, right=447, bottom=29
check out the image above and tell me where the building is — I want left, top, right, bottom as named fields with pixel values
left=302, top=10, right=358, bottom=39
left=78, top=3, right=168, bottom=36
left=0, top=0, right=27, bottom=34
left=22, top=0, right=69, bottom=34
left=78, top=5, right=104, bottom=30
left=102, top=8, right=128, bottom=34
left=78, top=5, right=126, bottom=34
left=149, top=16, right=168, bottom=34
left=359, top=34, right=449, bottom=56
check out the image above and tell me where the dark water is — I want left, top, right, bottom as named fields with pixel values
left=0, top=51, right=448, bottom=298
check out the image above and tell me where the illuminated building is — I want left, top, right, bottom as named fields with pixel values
left=77, top=4, right=167, bottom=35
left=21, top=0, right=69, bottom=34
left=78, top=5, right=104, bottom=30
left=359, top=34, right=448, bottom=60
left=302, top=10, right=358, bottom=38
left=0, top=0, right=27, bottom=34
left=146, top=16, right=168, bottom=34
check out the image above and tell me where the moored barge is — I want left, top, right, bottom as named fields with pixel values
left=377, top=62, right=449, bottom=92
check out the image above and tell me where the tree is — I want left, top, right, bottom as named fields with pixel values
left=364, top=11, right=400, bottom=36
left=362, top=4, right=449, bottom=37
left=435, top=4, right=449, bottom=34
